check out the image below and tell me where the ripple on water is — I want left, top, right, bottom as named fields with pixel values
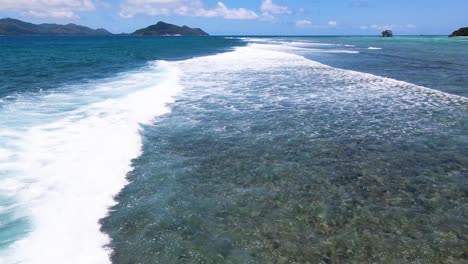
left=102, top=46, right=468, bottom=263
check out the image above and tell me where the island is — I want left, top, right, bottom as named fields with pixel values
left=381, top=30, right=393, bottom=37
left=131, top=21, right=209, bottom=36
left=449, top=27, right=468, bottom=37
left=0, top=18, right=111, bottom=36
left=0, top=18, right=210, bottom=37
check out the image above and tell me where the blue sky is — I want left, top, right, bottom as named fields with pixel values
left=0, top=0, right=467, bottom=35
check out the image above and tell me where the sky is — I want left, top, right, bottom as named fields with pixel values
left=0, top=0, right=467, bottom=35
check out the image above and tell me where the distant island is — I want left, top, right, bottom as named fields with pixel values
left=131, top=21, right=209, bottom=36
left=381, top=30, right=393, bottom=37
left=0, top=18, right=111, bottom=36
left=449, top=27, right=468, bottom=37
left=0, top=18, right=209, bottom=36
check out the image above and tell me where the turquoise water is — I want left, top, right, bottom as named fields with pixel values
left=0, top=36, right=243, bottom=97
left=244, top=36, right=468, bottom=97
left=0, top=36, right=467, bottom=263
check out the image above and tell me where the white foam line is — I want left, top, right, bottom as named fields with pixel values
left=177, top=44, right=467, bottom=104
left=2, top=39, right=465, bottom=264
left=284, top=41, right=338, bottom=47
left=0, top=61, right=183, bottom=264
left=240, top=44, right=464, bottom=102
left=249, top=43, right=360, bottom=54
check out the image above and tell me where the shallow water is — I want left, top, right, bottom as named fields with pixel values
left=0, top=36, right=467, bottom=263
left=244, top=36, right=468, bottom=97
left=0, top=36, right=241, bottom=263
left=102, top=45, right=468, bottom=263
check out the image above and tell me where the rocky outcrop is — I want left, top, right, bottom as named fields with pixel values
left=381, top=30, right=393, bottom=37
left=449, top=27, right=468, bottom=37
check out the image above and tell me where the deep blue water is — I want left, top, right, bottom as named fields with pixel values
left=0, top=36, right=467, bottom=263
left=0, top=36, right=243, bottom=97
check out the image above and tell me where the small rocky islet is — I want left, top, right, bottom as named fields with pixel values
left=449, top=27, right=468, bottom=37
left=381, top=30, right=393, bottom=37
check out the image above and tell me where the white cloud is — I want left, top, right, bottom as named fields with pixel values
left=358, top=24, right=394, bottom=31
left=119, top=0, right=198, bottom=17
left=0, top=0, right=95, bottom=19
left=259, top=12, right=275, bottom=21
left=358, top=24, right=417, bottom=31
left=95, top=0, right=112, bottom=9
left=261, top=0, right=291, bottom=15
left=296, top=20, right=340, bottom=29
left=296, top=20, right=312, bottom=28
left=259, top=0, right=291, bottom=21
left=119, top=0, right=258, bottom=20
left=370, top=24, right=393, bottom=31
left=21, top=10, right=79, bottom=19
left=196, top=2, right=258, bottom=20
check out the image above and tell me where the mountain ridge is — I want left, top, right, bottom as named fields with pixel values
left=0, top=18, right=209, bottom=37
left=131, top=21, right=209, bottom=36
left=0, top=18, right=112, bottom=36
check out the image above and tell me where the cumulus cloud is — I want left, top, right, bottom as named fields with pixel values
left=21, top=10, right=80, bottom=19
left=259, top=12, right=275, bottom=21
left=259, top=0, right=291, bottom=21
left=198, top=2, right=259, bottom=20
left=370, top=24, right=393, bottom=30
left=119, top=0, right=258, bottom=20
left=296, top=20, right=339, bottom=29
left=0, top=0, right=95, bottom=19
left=296, top=20, right=312, bottom=28
left=261, top=0, right=291, bottom=15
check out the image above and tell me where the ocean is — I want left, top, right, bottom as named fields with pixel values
left=0, top=36, right=467, bottom=263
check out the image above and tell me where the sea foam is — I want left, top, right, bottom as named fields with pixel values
left=0, top=61, right=182, bottom=264
left=1, top=38, right=466, bottom=264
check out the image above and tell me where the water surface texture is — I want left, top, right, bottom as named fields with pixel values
left=0, top=36, right=467, bottom=263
